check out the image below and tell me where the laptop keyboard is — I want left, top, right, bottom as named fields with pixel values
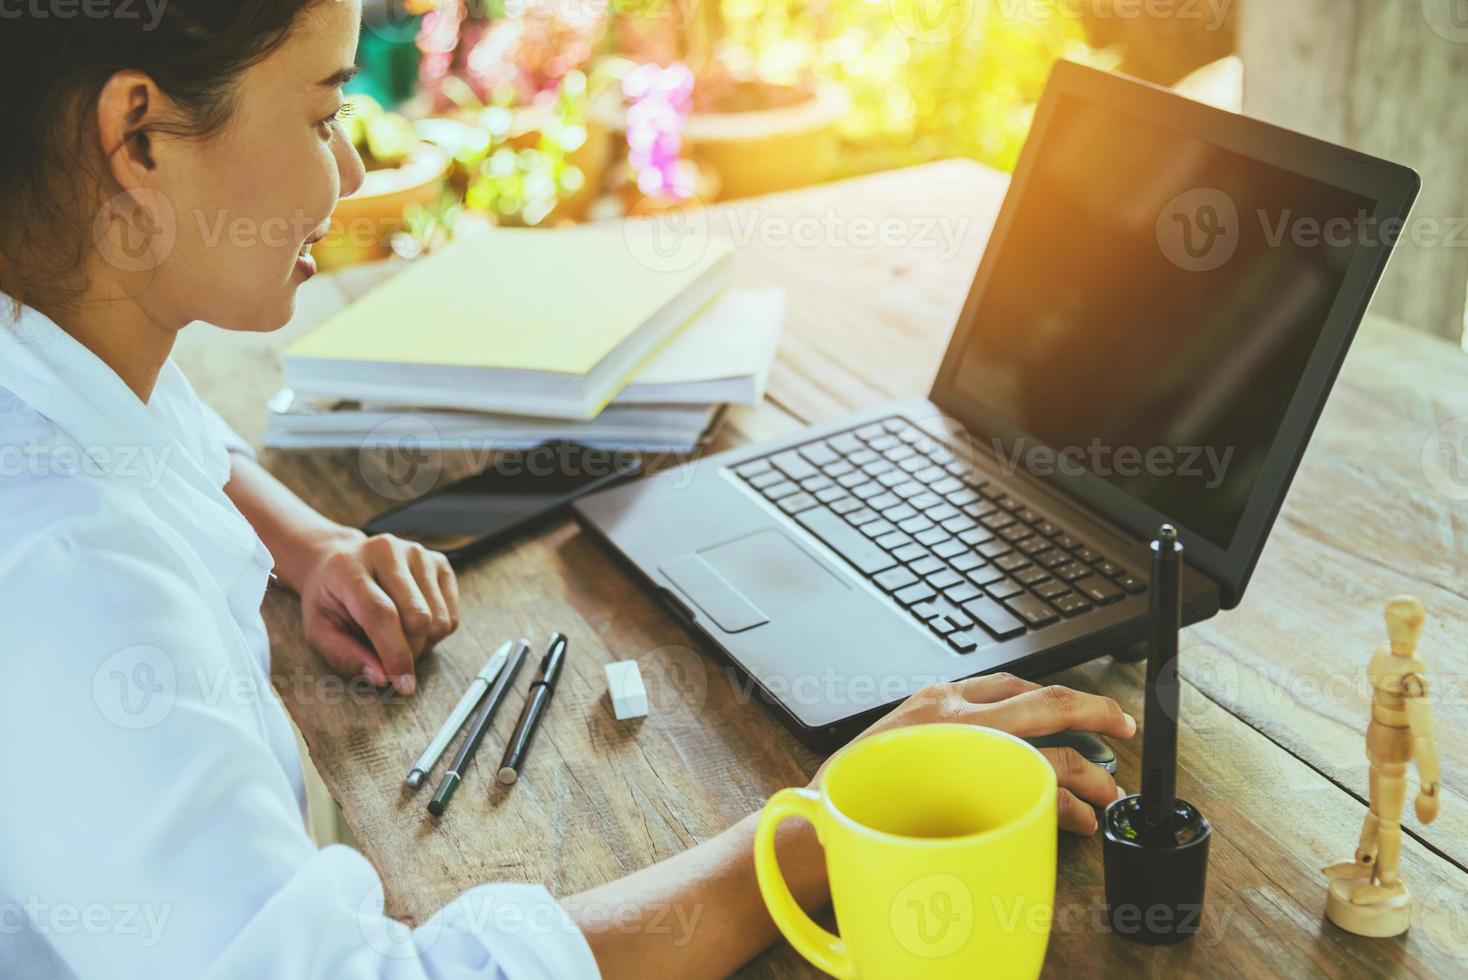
left=731, top=417, right=1147, bottom=653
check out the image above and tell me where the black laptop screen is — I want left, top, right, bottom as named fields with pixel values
left=949, top=94, right=1376, bottom=550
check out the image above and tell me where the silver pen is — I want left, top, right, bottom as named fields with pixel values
left=404, top=641, right=515, bottom=789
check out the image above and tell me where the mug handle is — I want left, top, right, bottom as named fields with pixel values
left=754, top=787, right=855, bottom=980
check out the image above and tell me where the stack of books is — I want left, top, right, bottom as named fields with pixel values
left=270, top=225, right=785, bottom=453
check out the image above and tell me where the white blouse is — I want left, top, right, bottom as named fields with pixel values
left=0, top=303, right=599, bottom=979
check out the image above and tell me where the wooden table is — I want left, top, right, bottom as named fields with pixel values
left=177, top=160, right=1468, bottom=977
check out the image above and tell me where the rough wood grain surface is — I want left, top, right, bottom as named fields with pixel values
left=1239, top=0, right=1468, bottom=343
left=175, top=160, right=1468, bottom=976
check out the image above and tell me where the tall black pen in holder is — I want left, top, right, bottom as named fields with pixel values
left=1102, top=524, right=1212, bottom=944
left=1140, top=524, right=1181, bottom=843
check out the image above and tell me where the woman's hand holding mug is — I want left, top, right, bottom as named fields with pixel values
left=810, top=673, right=1136, bottom=834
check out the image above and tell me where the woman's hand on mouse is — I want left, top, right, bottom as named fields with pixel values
left=809, top=673, right=1135, bottom=834
left=296, top=529, right=460, bottom=696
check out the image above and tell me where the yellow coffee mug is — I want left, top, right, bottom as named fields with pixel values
left=755, top=724, right=1057, bottom=979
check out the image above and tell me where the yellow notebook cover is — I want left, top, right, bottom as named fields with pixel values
left=286, top=226, right=732, bottom=376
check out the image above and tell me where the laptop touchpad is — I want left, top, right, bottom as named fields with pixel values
left=661, top=530, right=848, bottom=633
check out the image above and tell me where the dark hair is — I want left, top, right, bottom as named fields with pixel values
left=0, top=1, right=316, bottom=314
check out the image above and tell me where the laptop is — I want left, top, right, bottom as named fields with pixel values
left=574, top=61, right=1419, bottom=751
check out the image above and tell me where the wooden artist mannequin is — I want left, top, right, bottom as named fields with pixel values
left=1322, top=596, right=1441, bottom=937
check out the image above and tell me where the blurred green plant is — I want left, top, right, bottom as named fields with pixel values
left=832, top=0, right=1110, bottom=174
left=722, top=0, right=1108, bottom=174
left=454, top=69, right=591, bottom=226
left=612, top=0, right=1107, bottom=174
left=367, top=0, right=1110, bottom=255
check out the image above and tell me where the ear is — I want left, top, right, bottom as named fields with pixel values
left=94, top=70, right=167, bottom=193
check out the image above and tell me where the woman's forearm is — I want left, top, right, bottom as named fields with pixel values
left=221, top=452, right=363, bottom=592
left=566, top=811, right=828, bottom=980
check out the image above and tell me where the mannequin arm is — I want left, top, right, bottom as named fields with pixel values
left=1404, top=673, right=1440, bottom=822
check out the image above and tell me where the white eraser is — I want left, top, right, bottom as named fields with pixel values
left=605, top=660, right=648, bottom=720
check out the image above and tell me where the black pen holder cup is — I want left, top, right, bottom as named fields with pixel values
left=1102, top=794, right=1212, bottom=945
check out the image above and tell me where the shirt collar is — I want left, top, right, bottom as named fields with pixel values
left=0, top=299, right=231, bottom=492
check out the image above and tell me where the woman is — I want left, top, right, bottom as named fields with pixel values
left=0, top=2, right=1135, bottom=976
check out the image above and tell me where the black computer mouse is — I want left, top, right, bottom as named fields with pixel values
left=1024, top=731, right=1118, bottom=773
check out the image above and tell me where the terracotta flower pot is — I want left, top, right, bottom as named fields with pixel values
left=682, top=81, right=849, bottom=201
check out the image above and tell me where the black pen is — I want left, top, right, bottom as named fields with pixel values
left=428, top=638, right=529, bottom=816
left=496, top=633, right=567, bottom=785
left=1140, top=524, right=1182, bottom=844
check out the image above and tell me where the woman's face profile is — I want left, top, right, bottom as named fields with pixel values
left=95, top=0, right=366, bottom=333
